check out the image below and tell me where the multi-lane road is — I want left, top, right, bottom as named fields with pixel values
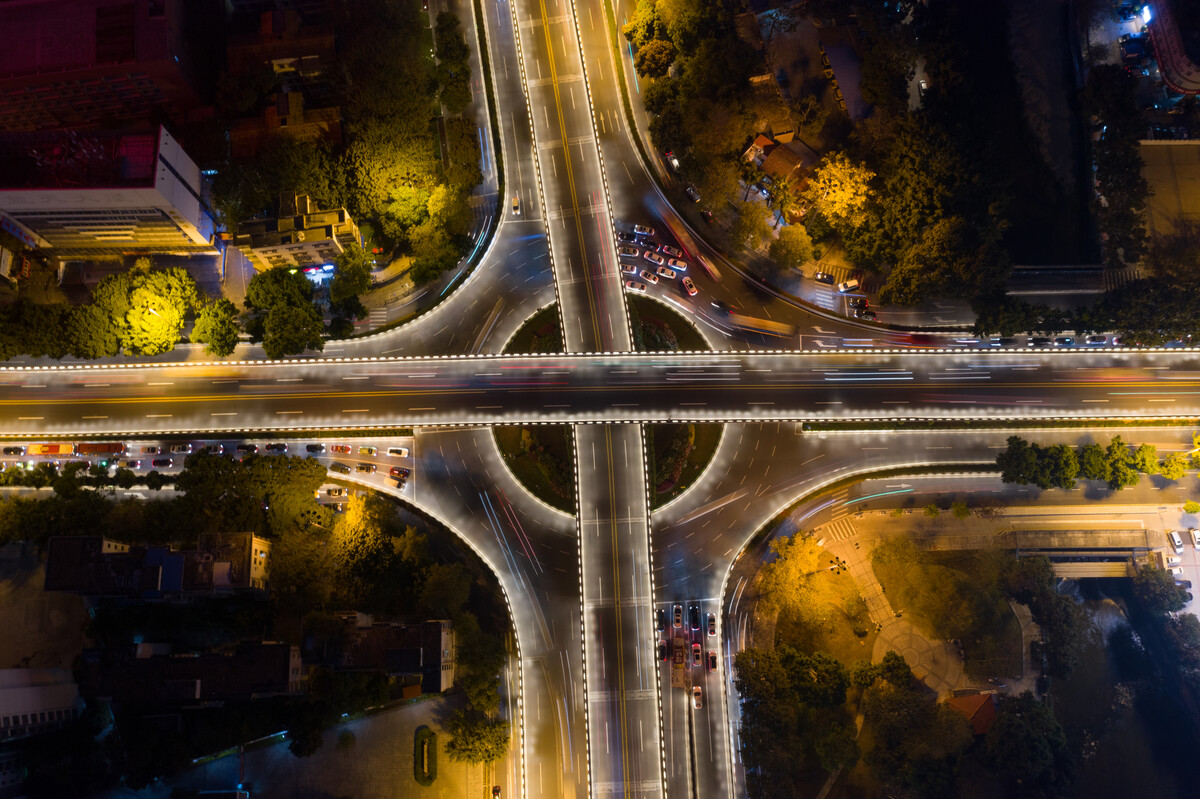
left=4, top=1, right=1192, bottom=798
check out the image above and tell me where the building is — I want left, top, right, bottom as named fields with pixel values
left=45, top=532, right=271, bottom=601
left=1140, top=140, right=1200, bottom=245
left=230, top=92, right=342, bottom=159
left=234, top=193, right=359, bottom=271
left=337, top=615, right=455, bottom=693
left=0, top=0, right=208, bottom=133
left=0, top=126, right=216, bottom=257
left=946, top=692, right=998, bottom=736
left=79, top=640, right=301, bottom=706
left=0, top=668, right=85, bottom=742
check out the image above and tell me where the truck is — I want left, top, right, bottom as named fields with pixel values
left=727, top=312, right=796, bottom=338
left=77, top=442, right=125, bottom=456
left=671, top=637, right=688, bottom=689
left=26, top=443, right=74, bottom=457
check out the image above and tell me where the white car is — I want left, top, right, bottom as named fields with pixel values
left=643, top=251, right=665, bottom=266
left=621, top=263, right=639, bottom=276
left=639, top=269, right=659, bottom=284
left=633, top=224, right=655, bottom=237
left=1192, top=528, right=1200, bottom=550
left=659, top=245, right=683, bottom=259
left=618, top=245, right=639, bottom=258
left=667, top=258, right=688, bottom=271
left=692, top=686, right=702, bottom=709
left=656, top=266, right=676, bottom=280
left=388, top=447, right=410, bottom=458
left=837, top=279, right=861, bottom=294
left=624, top=280, right=648, bottom=293
left=1170, top=530, right=1185, bottom=554
left=681, top=276, right=698, bottom=296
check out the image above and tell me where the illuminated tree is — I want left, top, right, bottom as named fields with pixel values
left=801, top=152, right=875, bottom=231
left=634, top=39, right=676, bottom=78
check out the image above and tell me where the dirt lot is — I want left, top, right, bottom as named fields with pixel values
left=0, top=543, right=87, bottom=669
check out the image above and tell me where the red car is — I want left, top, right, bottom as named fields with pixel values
left=389, top=467, right=411, bottom=481
left=330, top=444, right=352, bottom=454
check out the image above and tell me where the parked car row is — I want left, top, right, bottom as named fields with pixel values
left=617, top=224, right=699, bottom=299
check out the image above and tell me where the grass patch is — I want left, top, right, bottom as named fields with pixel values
left=627, top=295, right=710, bottom=352
left=646, top=423, right=721, bottom=509
left=493, top=425, right=575, bottom=513
left=774, top=566, right=878, bottom=665
left=871, top=538, right=1022, bottom=679
left=503, top=304, right=563, bottom=354
left=414, top=725, right=436, bottom=786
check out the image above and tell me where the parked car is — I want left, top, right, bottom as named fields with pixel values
left=693, top=686, right=703, bottom=708
left=617, top=231, right=638, bottom=244
left=682, top=277, right=698, bottom=296
left=355, top=463, right=377, bottom=473
left=813, top=271, right=835, bottom=285
left=624, top=280, right=648, bottom=293
left=1, top=446, right=24, bottom=456
left=673, top=604, right=683, bottom=628
left=358, top=446, right=377, bottom=456
left=1054, top=336, right=1075, bottom=348
left=306, top=443, right=326, bottom=453
left=707, top=651, right=717, bottom=672
left=121, top=460, right=141, bottom=469
left=265, top=443, right=288, bottom=452
left=689, top=604, right=701, bottom=630
left=658, top=641, right=668, bottom=661
left=150, top=458, right=173, bottom=468
left=199, top=444, right=224, bottom=454
left=837, top=279, right=861, bottom=293
left=621, top=263, right=639, bottom=276
left=169, top=443, right=192, bottom=454
left=692, top=643, right=702, bottom=666
left=388, top=447, right=411, bottom=458
left=330, top=462, right=352, bottom=474
left=330, top=444, right=352, bottom=454
left=1169, top=530, right=1185, bottom=554
left=707, top=614, right=716, bottom=636
left=389, top=466, right=411, bottom=480
left=656, top=608, right=667, bottom=631
left=142, top=446, right=160, bottom=454
left=327, top=488, right=345, bottom=497
left=848, top=297, right=869, bottom=309
left=1191, top=528, right=1200, bottom=550
left=236, top=444, right=257, bottom=454
left=685, top=185, right=701, bottom=202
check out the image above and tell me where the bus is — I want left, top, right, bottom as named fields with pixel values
left=26, top=443, right=75, bottom=457
left=78, top=442, right=125, bottom=456
left=727, top=312, right=796, bottom=338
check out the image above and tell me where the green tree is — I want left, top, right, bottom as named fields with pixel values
left=330, top=242, right=374, bottom=306
left=731, top=201, right=772, bottom=250
left=790, top=94, right=829, bottom=140
left=1105, top=435, right=1138, bottom=489
left=1133, top=443, right=1160, bottom=474
left=621, top=0, right=665, bottom=49
left=766, top=177, right=799, bottom=229
left=985, top=691, right=1072, bottom=798
left=68, top=304, right=122, bottom=359
left=261, top=303, right=324, bottom=359
left=420, top=562, right=472, bottom=616
left=444, top=708, right=510, bottom=764
left=1161, top=452, right=1188, bottom=481
left=435, top=12, right=472, bottom=113
left=634, top=39, right=676, bottom=78
left=245, top=267, right=313, bottom=311
left=1185, top=500, right=1200, bottom=514
left=191, top=299, right=241, bottom=357
left=951, top=501, right=970, bottom=519
left=1133, top=565, right=1187, bottom=614
left=1077, top=442, right=1109, bottom=482
left=769, top=224, right=815, bottom=270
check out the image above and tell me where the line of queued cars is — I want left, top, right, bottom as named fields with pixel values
left=618, top=225, right=699, bottom=298
left=656, top=602, right=718, bottom=709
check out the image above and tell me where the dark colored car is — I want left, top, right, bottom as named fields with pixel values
left=700, top=209, right=714, bottom=222
left=707, top=651, right=717, bottom=671
left=616, top=231, right=638, bottom=245
left=389, top=466, right=411, bottom=481
left=2, top=446, right=24, bottom=456
left=658, top=641, right=668, bottom=661
left=848, top=297, right=869, bottom=309
left=265, top=443, right=288, bottom=453
left=199, top=444, right=224, bottom=454
left=236, top=444, right=257, bottom=454
left=813, top=271, right=835, bottom=285
left=707, top=613, right=716, bottom=636
left=854, top=309, right=878, bottom=321
left=151, top=458, right=173, bottom=468
left=689, top=604, right=701, bottom=631
left=330, top=462, right=352, bottom=475
left=656, top=608, right=666, bottom=632
left=306, top=443, right=326, bottom=453
left=1030, top=337, right=1052, bottom=347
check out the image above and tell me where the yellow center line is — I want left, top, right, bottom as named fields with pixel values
left=605, top=426, right=631, bottom=794
left=536, top=0, right=604, bottom=350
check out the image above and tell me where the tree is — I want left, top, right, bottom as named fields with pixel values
left=757, top=534, right=823, bottom=616
left=261, top=303, right=325, bottom=359
left=634, top=38, right=676, bottom=78
left=1133, top=566, right=1187, bottom=614
left=769, top=224, right=815, bottom=270
left=790, top=94, right=829, bottom=140
left=246, top=267, right=313, bottom=311
left=331, top=243, right=373, bottom=305
left=444, top=708, right=510, bottom=764
left=621, top=0, right=665, bottom=49
left=1133, top=443, right=1160, bottom=474
left=766, top=177, right=799, bottom=229
left=435, top=12, right=472, bottom=113
left=1077, top=442, right=1109, bottom=482
left=801, top=152, right=875, bottom=231
left=1105, top=435, right=1139, bottom=489
left=1185, top=500, right=1200, bottom=515
left=191, top=299, right=241, bottom=357
left=731, top=201, right=772, bottom=250
left=420, top=562, right=472, bottom=616
left=985, top=691, right=1072, bottom=798
left=1162, top=451, right=1188, bottom=481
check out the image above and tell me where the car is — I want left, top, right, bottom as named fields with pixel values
left=355, top=463, right=377, bottom=473
left=327, top=487, right=345, bottom=497
left=837, top=279, right=861, bottom=293
left=1, top=446, right=23, bottom=456
left=682, top=276, right=698, bottom=296
left=142, top=445, right=160, bottom=454
left=685, top=185, right=701, bottom=202
left=1169, top=530, right=1185, bottom=554
left=1053, top=336, right=1075, bottom=348
left=199, top=444, right=224, bottom=455
left=692, top=643, right=702, bottom=666
left=656, top=266, right=676, bottom=280
left=665, top=150, right=680, bottom=171
left=389, top=466, right=411, bottom=480
left=617, top=231, right=638, bottom=245
left=388, top=447, right=411, bottom=458
left=1085, top=335, right=1109, bottom=346
left=640, top=269, right=659, bottom=284
left=854, top=308, right=878, bottom=321
left=358, top=446, right=377, bottom=456
left=707, top=651, right=717, bottom=672
left=1029, top=337, right=1052, bottom=347
left=658, top=641, right=668, bottom=661
left=618, top=245, right=640, bottom=258
left=512, top=196, right=520, bottom=215
left=692, top=686, right=703, bottom=709
left=121, top=460, right=141, bottom=469
left=150, top=458, right=173, bottom=468
left=700, top=209, right=714, bottom=222
left=624, top=280, right=648, bottom=293
left=656, top=608, right=667, bottom=631
left=236, top=444, right=257, bottom=454
left=169, top=443, right=191, bottom=454
left=265, top=443, right=288, bottom=452
left=1187, top=592, right=1195, bottom=603
left=1118, top=4, right=1136, bottom=20
left=918, top=78, right=929, bottom=97
left=621, top=264, right=639, bottom=276
left=707, top=613, right=716, bottom=636
left=1169, top=565, right=1185, bottom=576
left=306, top=443, right=326, bottom=454
left=848, top=297, right=869, bottom=309
left=689, top=604, right=701, bottom=630
left=1192, top=528, right=1200, bottom=550
left=666, top=258, right=688, bottom=271
left=673, top=604, right=683, bottom=628
left=330, top=462, right=352, bottom=475
left=633, top=224, right=655, bottom=238
left=813, top=271, right=835, bottom=285
left=330, top=444, right=352, bottom=454
left=1166, top=555, right=1182, bottom=566
left=1180, top=580, right=1194, bottom=590
left=643, top=251, right=665, bottom=266
left=659, top=245, right=683, bottom=259
left=493, top=786, right=502, bottom=799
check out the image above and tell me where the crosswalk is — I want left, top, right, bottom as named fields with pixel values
left=1103, top=265, right=1142, bottom=292
left=823, top=516, right=858, bottom=543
